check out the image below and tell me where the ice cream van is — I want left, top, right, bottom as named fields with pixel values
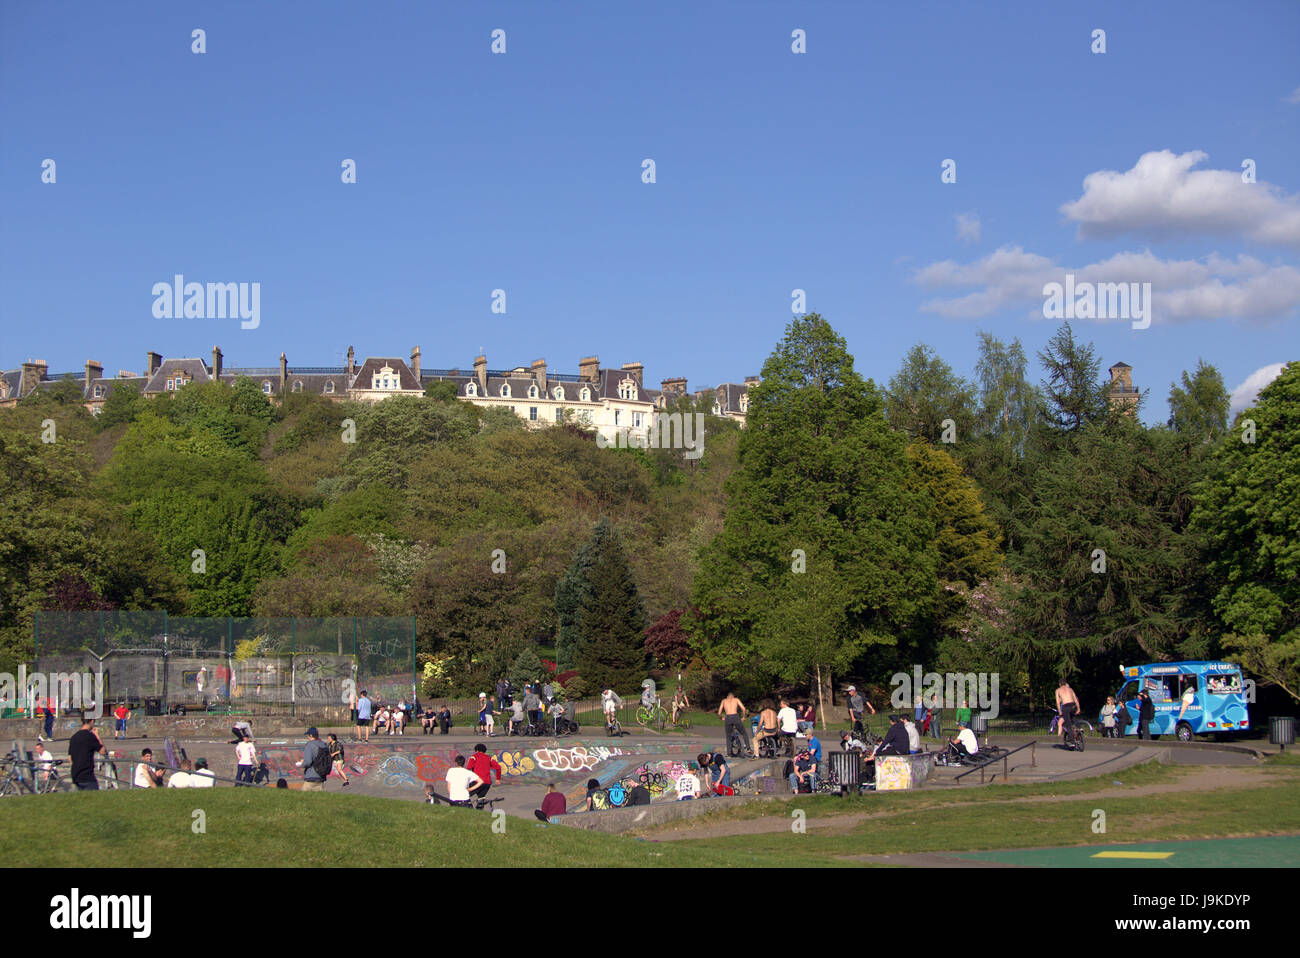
left=1104, top=661, right=1250, bottom=741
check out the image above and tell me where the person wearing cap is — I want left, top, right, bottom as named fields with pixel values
left=845, top=685, right=874, bottom=736
left=788, top=744, right=816, bottom=793
left=297, top=727, right=329, bottom=791
left=946, top=721, right=980, bottom=763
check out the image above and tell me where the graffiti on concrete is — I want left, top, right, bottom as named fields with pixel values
left=533, top=745, right=623, bottom=772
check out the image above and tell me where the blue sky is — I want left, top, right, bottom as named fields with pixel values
left=3, top=0, right=1297, bottom=423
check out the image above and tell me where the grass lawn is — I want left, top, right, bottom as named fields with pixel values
left=0, top=789, right=840, bottom=868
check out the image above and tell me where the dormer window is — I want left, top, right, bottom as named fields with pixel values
left=713, top=402, right=722, bottom=416
left=466, top=382, right=477, bottom=397
left=324, top=381, right=335, bottom=394
left=618, top=380, right=638, bottom=401
left=528, top=384, right=538, bottom=399
left=579, top=387, right=591, bottom=402
left=553, top=386, right=565, bottom=401
left=739, top=393, right=749, bottom=412
left=372, top=364, right=400, bottom=391
left=93, top=385, right=105, bottom=399
left=500, top=383, right=511, bottom=398
left=262, top=381, right=273, bottom=395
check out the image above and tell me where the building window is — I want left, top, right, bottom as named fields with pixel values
left=93, top=385, right=105, bottom=399
left=166, top=379, right=175, bottom=391
left=580, top=387, right=591, bottom=402
left=465, top=382, right=477, bottom=397
left=324, top=381, right=335, bottom=394
left=528, top=384, right=538, bottom=399
left=614, top=410, right=621, bottom=426
left=262, top=381, right=273, bottom=395
left=632, top=412, right=643, bottom=428
left=739, top=393, right=748, bottom=412
left=619, top=380, right=638, bottom=401
left=372, top=364, right=399, bottom=391
left=500, top=384, right=511, bottom=398
left=529, top=406, right=538, bottom=421
left=293, top=381, right=303, bottom=393
left=553, top=386, right=565, bottom=401
left=555, top=408, right=563, bottom=422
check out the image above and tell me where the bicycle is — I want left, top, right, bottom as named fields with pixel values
left=1049, top=707, right=1089, bottom=751
left=635, top=703, right=669, bottom=728
left=671, top=710, right=692, bottom=730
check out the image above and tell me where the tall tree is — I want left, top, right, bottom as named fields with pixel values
left=1037, top=322, right=1110, bottom=434
left=572, top=519, right=647, bottom=692
left=1193, top=362, right=1300, bottom=700
left=885, top=343, right=976, bottom=443
left=689, top=314, right=939, bottom=698
left=1167, top=359, right=1230, bottom=441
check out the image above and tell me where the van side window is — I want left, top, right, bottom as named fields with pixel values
left=1118, top=681, right=1138, bottom=702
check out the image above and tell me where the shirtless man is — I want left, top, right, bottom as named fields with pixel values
left=1055, top=679, right=1081, bottom=743
left=753, top=701, right=780, bottom=755
left=717, top=691, right=751, bottom=757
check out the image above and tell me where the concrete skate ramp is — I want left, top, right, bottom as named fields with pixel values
left=256, top=737, right=719, bottom=807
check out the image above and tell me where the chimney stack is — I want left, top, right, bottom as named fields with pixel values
left=279, top=353, right=287, bottom=394
left=621, top=362, right=644, bottom=387
left=531, top=358, right=547, bottom=393
left=411, top=346, right=421, bottom=381
left=211, top=346, right=223, bottom=380
left=146, top=351, right=162, bottom=378
left=474, top=354, right=487, bottom=393
left=84, top=360, right=103, bottom=389
left=347, top=346, right=356, bottom=378
left=579, top=355, right=600, bottom=383
left=660, top=377, right=687, bottom=399
left=20, top=359, right=48, bottom=396
left=743, top=375, right=761, bottom=387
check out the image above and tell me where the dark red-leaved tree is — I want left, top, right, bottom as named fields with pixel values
left=46, top=572, right=116, bottom=611
left=644, top=608, right=693, bottom=668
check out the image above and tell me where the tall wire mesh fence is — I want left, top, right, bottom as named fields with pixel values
left=31, top=613, right=415, bottom=718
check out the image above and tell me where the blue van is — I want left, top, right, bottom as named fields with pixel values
left=1103, top=661, right=1249, bottom=741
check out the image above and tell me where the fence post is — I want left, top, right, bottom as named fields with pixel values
left=291, top=619, right=296, bottom=718
left=411, top=616, right=417, bottom=704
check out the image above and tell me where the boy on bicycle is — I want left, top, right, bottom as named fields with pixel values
left=671, top=687, right=690, bottom=727
left=601, top=688, right=623, bottom=730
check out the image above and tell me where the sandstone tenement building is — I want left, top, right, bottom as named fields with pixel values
left=1, top=347, right=757, bottom=443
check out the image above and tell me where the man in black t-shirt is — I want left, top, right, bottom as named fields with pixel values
left=67, top=717, right=106, bottom=790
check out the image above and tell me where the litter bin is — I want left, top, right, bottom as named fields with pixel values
left=1270, top=716, right=1296, bottom=752
left=144, top=697, right=163, bottom=716
left=828, top=750, right=862, bottom=796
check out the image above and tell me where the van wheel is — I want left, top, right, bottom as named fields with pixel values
left=1176, top=722, right=1194, bottom=742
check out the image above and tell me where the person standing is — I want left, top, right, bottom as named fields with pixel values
left=1055, top=679, right=1081, bottom=743
left=465, top=743, right=502, bottom=804
left=496, top=677, right=509, bottom=712
left=356, top=690, right=373, bottom=742
left=234, top=735, right=258, bottom=786
left=1137, top=689, right=1155, bottom=740
left=41, top=695, right=56, bottom=740
left=955, top=699, right=971, bottom=728
left=298, top=727, right=330, bottom=791
left=327, top=733, right=350, bottom=787
left=902, top=714, right=921, bottom=753
left=777, top=699, right=799, bottom=756
left=522, top=686, right=541, bottom=732
left=717, top=691, right=751, bottom=757
left=845, top=685, right=875, bottom=736
left=67, top=717, right=106, bottom=790
left=926, top=697, right=944, bottom=741
left=113, top=702, right=130, bottom=740
left=1101, top=696, right=1117, bottom=738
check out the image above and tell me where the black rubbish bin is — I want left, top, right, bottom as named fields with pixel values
left=1270, top=716, right=1296, bottom=752
left=970, top=713, right=989, bottom=744
left=828, top=750, right=862, bottom=796
left=144, top=697, right=163, bottom=716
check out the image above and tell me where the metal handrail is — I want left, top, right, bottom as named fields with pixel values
left=953, top=739, right=1037, bottom=783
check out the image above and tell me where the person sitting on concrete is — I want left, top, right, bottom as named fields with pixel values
left=421, top=707, right=437, bottom=734
left=902, top=714, right=921, bottom=753
left=840, top=730, right=868, bottom=752
left=584, top=778, right=602, bottom=811
left=788, top=747, right=816, bottom=793
left=873, top=714, right=911, bottom=759
left=945, top=722, right=980, bottom=763
left=534, top=783, right=568, bottom=823
left=437, top=707, right=452, bottom=734
left=166, top=758, right=195, bottom=788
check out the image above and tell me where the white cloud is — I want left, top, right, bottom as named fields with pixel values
left=955, top=211, right=981, bottom=244
left=1229, top=363, right=1287, bottom=414
left=1286, top=86, right=1300, bottom=105
left=1060, top=150, right=1300, bottom=246
left=914, top=245, right=1300, bottom=324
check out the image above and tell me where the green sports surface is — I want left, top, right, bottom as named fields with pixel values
left=953, top=834, right=1300, bottom=867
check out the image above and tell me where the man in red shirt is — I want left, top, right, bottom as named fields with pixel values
left=464, top=743, right=501, bottom=807
left=534, top=783, right=567, bottom=823
left=113, top=703, right=130, bottom=740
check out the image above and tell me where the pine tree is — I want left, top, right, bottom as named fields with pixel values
left=554, top=521, right=614, bottom=669
left=510, top=645, right=547, bottom=691
left=572, top=520, right=646, bottom=692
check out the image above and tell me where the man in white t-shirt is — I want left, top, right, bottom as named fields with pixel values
left=676, top=770, right=701, bottom=800
left=234, top=738, right=258, bottom=785
left=445, top=755, right=484, bottom=806
left=777, top=698, right=799, bottom=756
left=902, top=715, right=921, bottom=753
left=134, top=748, right=163, bottom=788
left=948, top=722, right=979, bottom=762
left=190, top=759, right=215, bottom=787
left=167, top=758, right=195, bottom=788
